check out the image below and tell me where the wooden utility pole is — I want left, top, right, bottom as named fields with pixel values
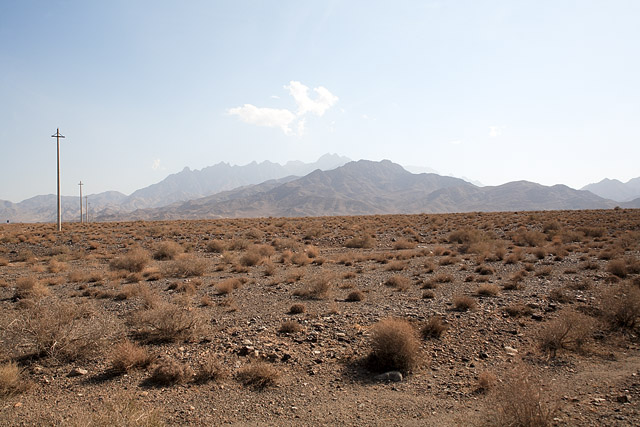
left=51, top=128, right=65, bottom=231
left=78, top=181, right=83, bottom=223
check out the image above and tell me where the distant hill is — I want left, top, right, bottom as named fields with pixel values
left=581, top=177, right=640, bottom=202
left=0, top=154, right=351, bottom=223
left=97, top=160, right=617, bottom=221
left=121, top=153, right=351, bottom=210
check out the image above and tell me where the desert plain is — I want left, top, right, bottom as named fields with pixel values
left=1, top=209, right=639, bottom=426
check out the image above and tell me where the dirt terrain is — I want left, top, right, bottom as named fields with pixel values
left=1, top=210, right=639, bottom=426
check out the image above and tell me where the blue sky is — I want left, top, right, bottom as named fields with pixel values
left=1, top=0, right=639, bottom=202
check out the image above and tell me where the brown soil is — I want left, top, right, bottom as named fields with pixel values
left=1, top=210, right=639, bottom=426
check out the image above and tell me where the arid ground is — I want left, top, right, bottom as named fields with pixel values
left=1, top=209, right=639, bottom=426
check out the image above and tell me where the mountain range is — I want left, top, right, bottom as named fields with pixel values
left=581, top=178, right=640, bottom=202
left=1, top=156, right=636, bottom=223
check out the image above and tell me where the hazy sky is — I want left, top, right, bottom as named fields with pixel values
left=1, top=1, right=639, bottom=202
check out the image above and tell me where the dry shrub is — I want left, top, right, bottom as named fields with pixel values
left=486, top=367, right=556, bottom=427
left=0, top=362, right=29, bottom=397
left=538, top=310, right=595, bottom=357
left=453, top=295, right=476, bottom=311
left=346, top=289, right=365, bottom=302
left=421, top=316, right=448, bottom=339
left=512, top=229, right=547, bottom=247
left=148, top=357, right=193, bottom=386
left=474, top=265, right=495, bottom=276
left=18, top=300, right=109, bottom=361
left=606, top=259, right=627, bottom=278
left=215, top=278, right=242, bottom=295
left=0, top=257, right=8, bottom=267
left=288, top=303, right=306, bottom=314
left=476, top=284, right=500, bottom=297
left=367, top=318, right=420, bottom=373
left=131, top=303, right=202, bottom=343
left=291, top=252, right=311, bottom=266
left=110, top=340, right=153, bottom=373
left=14, top=276, right=49, bottom=299
left=109, top=248, right=151, bottom=273
left=433, top=273, right=453, bottom=283
left=385, top=275, right=411, bottom=291
left=305, top=245, right=319, bottom=258
left=206, top=240, right=226, bottom=253
left=548, top=288, right=572, bottom=303
left=385, top=260, right=407, bottom=271
left=163, top=253, right=208, bottom=277
left=47, top=259, right=67, bottom=273
left=236, top=362, right=280, bottom=389
left=345, top=234, right=374, bottom=249
left=393, top=239, right=416, bottom=250
left=505, top=304, right=533, bottom=317
left=153, top=241, right=183, bottom=260
left=278, top=320, right=302, bottom=334
left=293, top=275, right=332, bottom=299
left=422, top=290, right=435, bottom=299
left=601, top=282, right=640, bottom=329
left=194, top=355, right=225, bottom=384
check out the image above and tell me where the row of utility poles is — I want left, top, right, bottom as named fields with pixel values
left=52, top=128, right=90, bottom=231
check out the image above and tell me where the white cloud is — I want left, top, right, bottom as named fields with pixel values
left=228, top=81, right=338, bottom=136
left=228, top=104, right=297, bottom=135
left=152, top=158, right=161, bottom=170
left=285, top=81, right=338, bottom=117
left=489, top=125, right=505, bottom=137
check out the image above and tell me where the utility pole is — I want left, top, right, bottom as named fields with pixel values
left=78, top=181, right=83, bottom=223
left=51, top=128, right=65, bottom=231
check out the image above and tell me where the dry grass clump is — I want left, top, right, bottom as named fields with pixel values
left=14, top=276, right=49, bottom=299
left=148, top=357, right=193, bottom=386
left=538, top=310, right=595, bottom=357
left=278, top=320, right=303, bottom=334
left=366, top=318, right=420, bottom=373
left=109, top=248, right=151, bottom=273
left=476, top=284, right=500, bottom=297
left=194, top=355, right=225, bottom=384
left=344, top=234, right=374, bottom=249
left=601, top=282, right=640, bottom=329
left=205, top=240, right=226, bottom=253
left=606, top=259, right=627, bottom=278
left=453, top=295, right=477, bottom=311
left=288, top=303, right=306, bottom=314
left=0, top=362, right=29, bottom=397
left=18, top=300, right=108, bottom=362
left=385, top=260, right=407, bottom=271
left=163, top=253, right=208, bottom=277
left=346, top=289, right=365, bottom=302
left=110, top=340, right=153, bottom=373
left=421, top=316, right=448, bottom=339
left=290, top=252, right=311, bottom=266
left=153, top=241, right=183, bottom=260
left=131, top=303, right=202, bottom=343
left=214, top=278, right=242, bottom=295
left=236, top=362, right=280, bottom=389
left=293, top=275, right=333, bottom=299
left=47, top=258, right=67, bottom=273
left=505, top=303, right=533, bottom=317
left=485, top=367, right=556, bottom=426
left=393, top=239, right=416, bottom=250
left=0, top=257, right=9, bottom=267
left=385, top=275, right=411, bottom=291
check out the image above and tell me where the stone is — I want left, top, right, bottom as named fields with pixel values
left=616, top=394, right=631, bottom=403
left=504, top=346, right=518, bottom=356
left=375, top=371, right=403, bottom=382
left=68, top=368, right=88, bottom=377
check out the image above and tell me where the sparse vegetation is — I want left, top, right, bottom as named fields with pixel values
left=366, top=318, right=420, bottom=373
